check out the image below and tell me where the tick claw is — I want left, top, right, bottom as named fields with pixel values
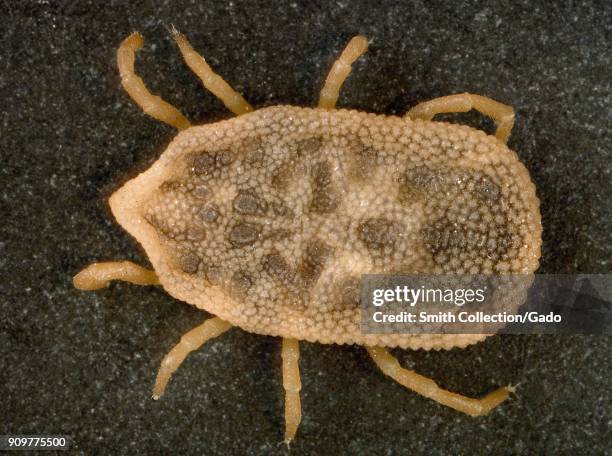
left=507, top=383, right=519, bottom=394
left=277, top=439, right=292, bottom=449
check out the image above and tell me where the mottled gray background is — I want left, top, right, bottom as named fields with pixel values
left=1, top=1, right=610, bottom=454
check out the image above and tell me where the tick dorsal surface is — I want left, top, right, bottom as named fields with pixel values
left=110, top=105, right=541, bottom=350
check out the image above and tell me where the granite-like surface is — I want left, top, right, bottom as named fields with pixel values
left=1, top=1, right=609, bottom=454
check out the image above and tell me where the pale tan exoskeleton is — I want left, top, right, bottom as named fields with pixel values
left=74, top=30, right=542, bottom=443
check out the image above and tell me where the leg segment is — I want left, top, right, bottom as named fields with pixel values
left=73, top=261, right=159, bottom=290
left=405, top=92, right=515, bottom=143
left=117, top=32, right=191, bottom=130
left=152, top=317, right=232, bottom=399
left=172, top=29, right=253, bottom=116
left=281, top=338, right=302, bottom=443
left=318, top=36, right=369, bottom=109
left=366, top=346, right=514, bottom=417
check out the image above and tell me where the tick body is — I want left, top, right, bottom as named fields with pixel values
left=74, top=31, right=542, bottom=442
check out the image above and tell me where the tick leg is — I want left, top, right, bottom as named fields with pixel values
left=318, top=36, right=369, bottom=109
left=366, top=346, right=514, bottom=417
left=405, top=92, right=515, bottom=143
left=117, top=32, right=191, bottom=130
left=172, top=29, right=253, bottom=116
left=281, top=338, right=302, bottom=443
left=73, top=261, right=159, bottom=290
left=153, top=317, right=232, bottom=399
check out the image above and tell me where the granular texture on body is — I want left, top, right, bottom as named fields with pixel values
left=110, top=106, right=542, bottom=350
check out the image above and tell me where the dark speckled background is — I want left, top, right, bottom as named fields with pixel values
left=1, top=1, right=610, bottom=454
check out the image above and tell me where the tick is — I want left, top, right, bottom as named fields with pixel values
left=74, top=30, right=542, bottom=442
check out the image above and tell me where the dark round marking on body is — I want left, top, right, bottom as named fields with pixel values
left=309, top=161, right=340, bottom=213
left=185, top=226, right=207, bottom=241
left=422, top=218, right=513, bottom=260
left=192, top=150, right=233, bottom=175
left=216, top=150, right=233, bottom=167
left=347, top=136, right=379, bottom=180
left=192, top=184, right=210, bottom=199
left=397, top=180, right=423, bottom=204
left=199, top=204, right=220, bottom=223
left=398, top=166, right=450, bottom=205
left=231, top=270, right=254, bottom=294
left=271, top=201, right=294, bottom=217
left=358, top=218, right=399, bottom=249
left=299, top=239, right=334, bottom=288
left=311, top=162, right=332, bottom=187
left=404, top=166, right=445, bottom=194
left=242, top=139, right=266, bottom=166
left=262, top=250, right=295, bottom=284
left=192, top=152, right=216, bottom=175
left=271, top=164, right=291, bottom=190
left=475, top=176, right=501, bottom=204
left=310, top=188, right=339, bottom=213
left=179, top=252, right=200, bottom=274
left=295, top=137, right=323, bottom=155
left=424, top=221, right=470, bottom=255
left=233, top=190, right=268, bottom=215
left=228, top=222, right=261, bottom=247
left=160, top=180, right=183, bottom=193
left=204, top=263, right=223, bottom=285
left=332, top=276, right=361, bottom=310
